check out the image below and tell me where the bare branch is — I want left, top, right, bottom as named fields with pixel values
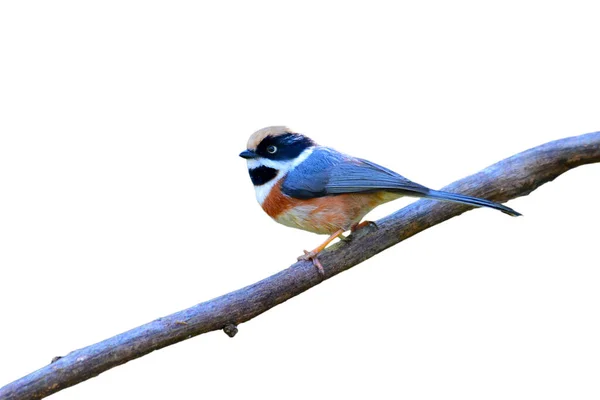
left=1, top=132, right=599, bottom=400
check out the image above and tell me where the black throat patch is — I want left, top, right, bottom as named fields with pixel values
left=249, top=166, right=278, bottom=186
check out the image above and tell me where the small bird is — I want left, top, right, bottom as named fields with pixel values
left=240, top=126, right=520, bottom=275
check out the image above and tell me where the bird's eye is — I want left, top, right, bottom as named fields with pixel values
left=267, top=145, right=277, bottom=154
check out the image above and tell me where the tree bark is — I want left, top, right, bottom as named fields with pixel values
left=1, top=132, right=599, bottom=400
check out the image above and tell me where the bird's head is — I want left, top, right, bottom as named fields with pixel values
left=240, top=126, right=316, bottom=187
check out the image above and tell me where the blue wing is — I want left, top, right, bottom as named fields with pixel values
left=281, top=147, right=429, bottom=199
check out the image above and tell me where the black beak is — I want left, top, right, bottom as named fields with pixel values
left=239, top=150, right=258, bottom=159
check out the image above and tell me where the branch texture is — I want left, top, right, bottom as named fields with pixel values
left=2, top=132, right=599, bottom=400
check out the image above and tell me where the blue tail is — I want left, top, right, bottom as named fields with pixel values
left=424, top=190, right=521, bottom=216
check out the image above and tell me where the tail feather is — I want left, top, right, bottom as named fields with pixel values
left=424, top=190, right=521, bottom=217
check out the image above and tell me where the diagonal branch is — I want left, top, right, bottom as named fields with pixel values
left=2, top=132, right=600, bottom=400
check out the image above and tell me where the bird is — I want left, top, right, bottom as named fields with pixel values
left=240, top=126, right=520, bottom=275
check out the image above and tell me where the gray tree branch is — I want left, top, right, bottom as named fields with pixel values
left=2, top=132, right=599, bottom=400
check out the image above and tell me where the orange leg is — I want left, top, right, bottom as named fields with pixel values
left=351, top=220, right=378, bottom=233
left=298, top=228, right=345, bottom=276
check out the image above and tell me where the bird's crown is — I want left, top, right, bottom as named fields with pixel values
left=247, top=126, right=295, bottom=150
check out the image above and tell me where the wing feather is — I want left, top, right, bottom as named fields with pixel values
left=281, top=148, right=429, bottom=199
left=324, top=157, right=430, bottom=195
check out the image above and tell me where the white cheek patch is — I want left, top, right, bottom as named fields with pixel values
left=245, top=159, right=262, bottom=169
left=246, top=147, right=314, bottom=172
left=246, top=157, right=290, bottom=171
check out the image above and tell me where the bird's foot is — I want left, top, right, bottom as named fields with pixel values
left=351, top=220, right=378, bottom=233
left=298, top=250, right=325, bottom=276
left=297, top=228, right=345, bottom=277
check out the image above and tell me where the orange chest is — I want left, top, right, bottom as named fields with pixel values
left=261, top=181, right=300, bottom=218
left=261, top=181, right=398, bottom=234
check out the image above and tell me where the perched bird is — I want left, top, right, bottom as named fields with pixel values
left=240, top=126, right=520, bottom=275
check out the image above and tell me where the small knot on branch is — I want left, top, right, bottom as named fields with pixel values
left=223, top=324, right=238, bottom=338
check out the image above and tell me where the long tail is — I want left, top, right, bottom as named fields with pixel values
left=423, top=189, right=521, bottom=216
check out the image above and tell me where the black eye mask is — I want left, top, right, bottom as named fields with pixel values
left=256, top=133, right=315, bottom=160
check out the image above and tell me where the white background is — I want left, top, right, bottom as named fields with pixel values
left=1, top=1, right=599, bottom=399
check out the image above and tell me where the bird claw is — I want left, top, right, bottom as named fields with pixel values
left=298, top=250, right=325, bottom=276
